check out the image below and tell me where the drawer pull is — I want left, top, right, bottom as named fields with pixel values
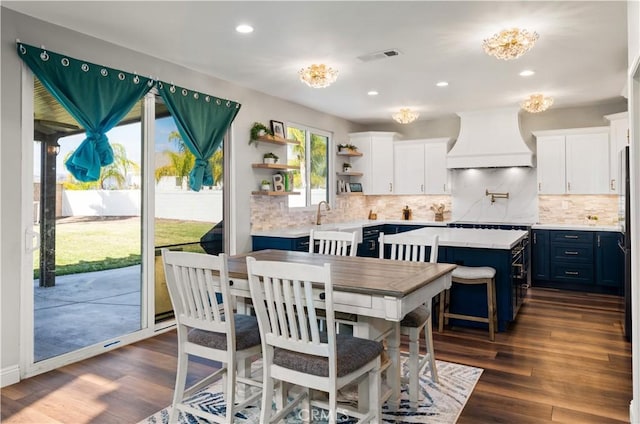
left=565, top=271, right=579, bottom=275
left=564, top=251, right=579, bottom=255
left=564, top=235, right=579, bottom=239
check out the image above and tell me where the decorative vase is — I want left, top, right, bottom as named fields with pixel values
left=263, top=158, right=275, bottom=164
left=260, top=184, right=270, bottom=191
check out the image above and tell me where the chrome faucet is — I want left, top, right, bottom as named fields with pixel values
left=316, top=201, right=330, bottom=225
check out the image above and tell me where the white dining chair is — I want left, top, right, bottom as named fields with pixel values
left=379, top=232, right=441, bottom=407
left=246, top=256, right=383, bottom=424
left=162, top=250, right=262, bottom=423
left=309, top=229, right=358, bottom=257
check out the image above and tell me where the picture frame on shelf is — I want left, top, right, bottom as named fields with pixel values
left=271, top=120, right=285, bottom=138
left=349, top=182, right=363, bottom=192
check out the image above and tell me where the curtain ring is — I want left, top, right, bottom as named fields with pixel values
left=81, top=63, right=89, bottom=72
left=216, top=99, right=221, bottom=105
left=193, top=92, right=199, bottom=99
left=226, top=101, right=231, bottom=107
left=19, top=44, right=27, bottom=55
left=181, top=88, right=188, bottom=96
left=170, top=85, right=176, bottom=93
left=133, top=75, right=140, bottom=84
left=100, top=69, right=108, bottom=77
left=205, top=96, right=211, bottom=102
left=61, top=58, right=70, bottom=67
left=118, top=72, right=125, bottom=80
left=40, top=51, right=49, bottom=61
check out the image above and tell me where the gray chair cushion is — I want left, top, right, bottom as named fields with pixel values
left=273, top=333, right=383, bottom=377
left=401, top=304, right=430, bottom=328
left=452, top=265, right=496, bottom=280
left=187, top=314, right=261, bottom=351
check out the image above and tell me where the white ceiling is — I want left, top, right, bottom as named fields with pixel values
left=4, top=1, right=629, bottom=124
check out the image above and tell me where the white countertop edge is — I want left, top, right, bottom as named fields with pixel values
left=251, top=220, right=450, bottom=238
left=532, top=224, right=622, bottom=232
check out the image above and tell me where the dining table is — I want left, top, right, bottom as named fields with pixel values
left=226, top=249, right=456, bottom=410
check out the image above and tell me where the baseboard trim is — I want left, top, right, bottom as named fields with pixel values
left=1, top=365, right=20, bottom=388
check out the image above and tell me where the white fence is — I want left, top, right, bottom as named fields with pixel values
left=62, top=189, right=223, bottom=222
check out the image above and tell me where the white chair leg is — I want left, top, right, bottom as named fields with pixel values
left=368, top=360, right=382, bottom=423
left=328, top=390, right=338, bottom=424
left=425, top=316, right=439, bottom=383
left=225, top=362, right=236, bottom=423
left=170, top=347, right=189, bottom=423
left=408, top=326, right=420, bottom=407
left=260, top=367, right=274, bottom=423
left=301, top=388, right=311, bottom=424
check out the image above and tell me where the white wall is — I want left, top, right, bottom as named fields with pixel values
left=0, top=7, right=359, bottom=383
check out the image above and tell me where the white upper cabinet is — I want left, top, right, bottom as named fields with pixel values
left=348, top=132, right=398, bottom=195
left=534, top=127, right=610, bottom=194
left=536, top=135, right=566, bottom=194
left=605, top=112, right=629, bottom=193
left=393, top=138, right=451, bottom=194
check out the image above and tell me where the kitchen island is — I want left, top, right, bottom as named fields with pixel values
left=400, top=227, right=530, bottom=332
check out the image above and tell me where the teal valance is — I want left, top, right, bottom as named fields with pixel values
left=17, top=43, right=153, bottom=182
left=158, top=82, right=241, bottom=191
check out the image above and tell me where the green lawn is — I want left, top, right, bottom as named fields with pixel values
left=34, top=218, right=216, bottom=277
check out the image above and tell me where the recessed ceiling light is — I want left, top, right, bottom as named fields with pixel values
left=520, top=70, right=535, bottom=77
left=367, top=90, right=379, bottom=96
left=436, top=81, right=449, bottom=87
left=235, top=24, right=254, bottom=34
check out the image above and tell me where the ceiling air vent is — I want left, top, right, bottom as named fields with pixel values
left=357, top=49, right=401, bottom=62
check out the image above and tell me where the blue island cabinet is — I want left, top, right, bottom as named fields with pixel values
left=252, top=236, right=310, bottom=252
left=441, top=246, right=520, bottom=332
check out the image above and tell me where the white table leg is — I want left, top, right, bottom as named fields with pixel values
left=387, top=320, right=401, bottom=410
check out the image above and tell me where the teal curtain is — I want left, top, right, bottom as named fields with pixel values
left=158, top=82, right=241, bottom=191
left=17, top=43, right=153, bottom=181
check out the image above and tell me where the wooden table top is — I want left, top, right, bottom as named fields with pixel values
left=227, top=249, right=456, bottom=298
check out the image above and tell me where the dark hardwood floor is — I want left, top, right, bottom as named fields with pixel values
left=1, top=288, right=632, bottom=423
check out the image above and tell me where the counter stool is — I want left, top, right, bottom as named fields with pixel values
left=438, top=266, right=497, bottom=342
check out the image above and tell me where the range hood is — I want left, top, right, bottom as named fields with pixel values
left=446, top=107, right=534, bottom=168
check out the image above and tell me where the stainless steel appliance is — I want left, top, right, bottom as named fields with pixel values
left=619, top=146, right=631, bottom=341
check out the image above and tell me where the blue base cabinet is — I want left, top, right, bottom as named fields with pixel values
left=252, top=236, right=310, bottom=252
left=532, top=229, right=623, bottom=294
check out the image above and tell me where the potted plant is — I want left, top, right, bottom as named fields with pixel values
left=338, top=144, right=358, bottom=153
left=263, top=152, right=279, bottom=164
left=250, top=122, right=273, bottom=145
left=342, top=162, right=352, bottom=172
left=260, top=179, right=271, bottom=191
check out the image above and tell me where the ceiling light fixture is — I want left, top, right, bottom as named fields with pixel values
left=392, top=108, right=419, bottom=124
left=436, top=81, right=449, bottom=87
left=519, top=70, right=535, bottom=77
left=235, top=24, right=254, bottom=33
left=367, top=90, right=379, bottom=96
left=482, top=28, right=539, bottom=60
left=298, top=64, right=338, bottom=88
left=521, top=93, right=553, bottom=113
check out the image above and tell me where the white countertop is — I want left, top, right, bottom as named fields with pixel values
left=251, top=219, right=448, bottom=239
left=401, top=227, right=528, bottom=249
left=532, top=224, right=622, bottom=232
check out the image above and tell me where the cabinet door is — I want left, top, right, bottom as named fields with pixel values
left=532, top=230, right=550, bottom=281
left=595, top=232, right=624, bottom=288
left=394, top=143, right=424, bottom=194
left=608, top=115, right=629, bottom=193
left=369, top=136, right=395, bottom=194
left=424, top=141, right=449, bottom=194
left=565, top=132, right=609, bottom=194
left=536, top=135, right=566, bottom=194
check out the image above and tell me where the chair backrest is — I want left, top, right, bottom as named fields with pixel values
left=246, top=257, right=337, bottom=375
left=309, top=229, right=358, bottom=257
left=379, top=232, right=439, bottom=263
left=162, top=250, right=234, bottom=342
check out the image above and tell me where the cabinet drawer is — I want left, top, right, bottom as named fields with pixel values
left=550, top=263, right=594, bottom=283
left=550, top=244, right=594, bottom=263
left=550, top=231, right=593, bottom=244
left=293, top=237, right=311, bottom=251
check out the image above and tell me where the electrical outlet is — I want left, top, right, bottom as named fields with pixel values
left=562, top=200, right=569, bottom=210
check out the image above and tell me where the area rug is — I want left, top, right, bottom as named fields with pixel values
left=141, top=357, right=482, bottom=424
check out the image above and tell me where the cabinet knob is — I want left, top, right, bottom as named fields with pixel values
left=421, top=184, right=424, bottom=192
left=538, top=182, right=541, bottom=192
left=567, top=182, right=571, bottom=191
left=597, top=235, right=601, bottom=247
left=610, top=179, right=616, bottom=191
left=389, top=183, right=393, bottom=192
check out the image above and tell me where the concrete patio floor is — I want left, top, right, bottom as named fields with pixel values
left=34, top=265, right=142, bottom=362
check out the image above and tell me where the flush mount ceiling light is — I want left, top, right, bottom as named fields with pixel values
left=235, top=24, right=254, bottom=33
left=436, top=81, right=449, bottom=87
left=367, top=90, right=379, bottom=96
left=392, top=108, right=419, bottom=124
left=519, top=69, right=535, bottom=77
left=482, top=28, right=539, bottom=60
left=298, top=64, right=338, bottom=88
left=521, top=93, right=554, bottom=113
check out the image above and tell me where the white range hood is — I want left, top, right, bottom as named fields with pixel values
left=446, top=107, right=535, bottom=168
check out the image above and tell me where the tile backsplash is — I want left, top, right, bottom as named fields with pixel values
left=250, top=194, right=452, bottom=231
left=538, top=194, right=619, bottom=226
